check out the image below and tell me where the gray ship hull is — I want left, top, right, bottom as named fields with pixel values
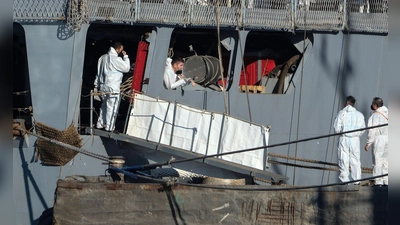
left=12, top=0, right=388, bottom=224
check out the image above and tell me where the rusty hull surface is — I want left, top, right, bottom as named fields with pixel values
left=53, top=176, right=387, bottom=225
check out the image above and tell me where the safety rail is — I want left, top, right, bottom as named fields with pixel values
left=13, top=0, right=388, bottom=33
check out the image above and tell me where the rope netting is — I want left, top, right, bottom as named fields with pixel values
left=66, top=0, right=90, bottom=32
left=35, top=121, right=83, bottom=166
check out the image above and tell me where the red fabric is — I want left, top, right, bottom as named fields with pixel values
left=239, top=58, right=275, bottom=85
left=131, top=41, right=149, bottom=92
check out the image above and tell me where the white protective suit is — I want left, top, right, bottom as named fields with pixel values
left=163, top=58, right=188, bottom=90
left=94, top=47, right=130, bottom=131
left=366, top=106, right=388, bottom=185
left=334, top=105, right=365, bottom=183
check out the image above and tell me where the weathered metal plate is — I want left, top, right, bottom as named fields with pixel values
left=53, top=176, right=388, bottom=225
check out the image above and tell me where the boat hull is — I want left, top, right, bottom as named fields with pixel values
left=53, top=176, right=388, bottom=225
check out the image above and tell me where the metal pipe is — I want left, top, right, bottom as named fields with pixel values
left=123, top=98, right=133, bottom=134
left=157, top=102, right=171, bottom=149
left=169, top=102, right=177, bottom=146
left=203, top=113, right=214, bottom=163
left=216, top=113, right=226, bottom=158
left=90, top=90, right=93, bottom=135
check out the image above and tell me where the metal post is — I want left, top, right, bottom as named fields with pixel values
left=157, top=102, right=171, bottom=149
left=203, top=113, right=214, bottom=163
left=216, top=113, right=226, bottom=159
left=169, top=102, right=178, bottom=146
left=90, top=90, right=93, bottom=135
left=111, top=93, right=123, bottom=132
left=123, top=99, right=133, bottom=134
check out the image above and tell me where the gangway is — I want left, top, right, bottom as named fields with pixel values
left=88, top=93, right=288, bottom=184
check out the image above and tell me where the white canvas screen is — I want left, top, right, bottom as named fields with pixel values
left=126, top=93, right=269, bottom=170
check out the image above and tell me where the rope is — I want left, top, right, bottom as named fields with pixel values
left=124, top=123, right=387, bottom=169
left=66, top=0, right=89, bottom=32
left=268, top=159, right=372, bottom=174
left=215, top=0, right=229, bottom=115
left=168, top=47, right=174, bottom=58
left=236, top=31, right=252, bottom=122
left=178, top=174, right=388, bottom=191
left=13, top=90, right=30, bottom=95
left=327, top=28, right=351, bottom=184
left=293, top=26, right=308, bottom=185
left=269, top=153, right=338, bottom=167
left=253, top=176, right=273, bottom=184
left=13, top=106, right=33, bottom=113
left=15, top=127, right=110, bottom=162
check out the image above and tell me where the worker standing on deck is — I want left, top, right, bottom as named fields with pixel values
left=364, top=97, right=388, bottom=186
left=163, top=56, right=195, bottom=90
left=94, top=42, right=130, bottom=132
left=334, top=96, right=365, bottom=185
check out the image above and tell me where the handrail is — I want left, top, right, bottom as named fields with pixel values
left=13, top=0, right=388, bottom=33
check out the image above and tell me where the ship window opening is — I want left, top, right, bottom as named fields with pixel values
left=80, top=24, right=153, bottom=133
left=166, top=28, right=231, bottom=91
left=239, top=32, right=302, bottom=95
left=13, top=23, right=33, bottom=131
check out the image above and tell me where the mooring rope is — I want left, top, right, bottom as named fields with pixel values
left=15, top=127, right=110, bottom=162
left=268, top=159, right=372, bottom=174
left=125, top=123, right=387, bottom=169
left=267, top=153, right=373, bottom=173
left=178, top=174, right=388, bottom=191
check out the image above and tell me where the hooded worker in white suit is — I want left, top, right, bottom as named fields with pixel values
left=94, top=42, right=130, bottom=131
left=365, top=97, right=388, bottom=186
left=334, top=95, right=365, bottom=184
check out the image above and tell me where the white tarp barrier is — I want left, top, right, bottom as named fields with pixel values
left=126, top=93, right=269, bottom=170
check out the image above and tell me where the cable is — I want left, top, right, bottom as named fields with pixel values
left=125, top=123, right=387, bottom=169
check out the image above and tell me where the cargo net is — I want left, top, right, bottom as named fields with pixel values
left=67, top=0, right=90, bottom=32
left=346, top=0, right=388, bottom=33
left=35, top=122, right=82, bottom=166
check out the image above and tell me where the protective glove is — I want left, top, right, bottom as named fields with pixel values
left=93, top=87, right=101, bottom=102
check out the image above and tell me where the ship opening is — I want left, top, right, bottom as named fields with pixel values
left=13, top=23, right=33, bottom=134
left=80, top=23, right=153, bottom=133
left=167, top=28, right=231, bottom=91
left=239, top=31, right=309, bottom=95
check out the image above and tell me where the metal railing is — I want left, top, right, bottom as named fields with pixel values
left=13, top=0, right=388, bottom=33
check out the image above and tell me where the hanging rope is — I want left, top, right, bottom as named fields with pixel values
left=268, top=153, right=373, bottom=174
left=168, top=47, right=174, bottom=58
left=66, top=0, right=90, bottom=32
left=293, top=30, right=308, bottom=185
left=233, top=3, right=252, bottom=122
left=215, top=0, right=229, bottom=115
left=326, top=28, right=351, bottom=184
